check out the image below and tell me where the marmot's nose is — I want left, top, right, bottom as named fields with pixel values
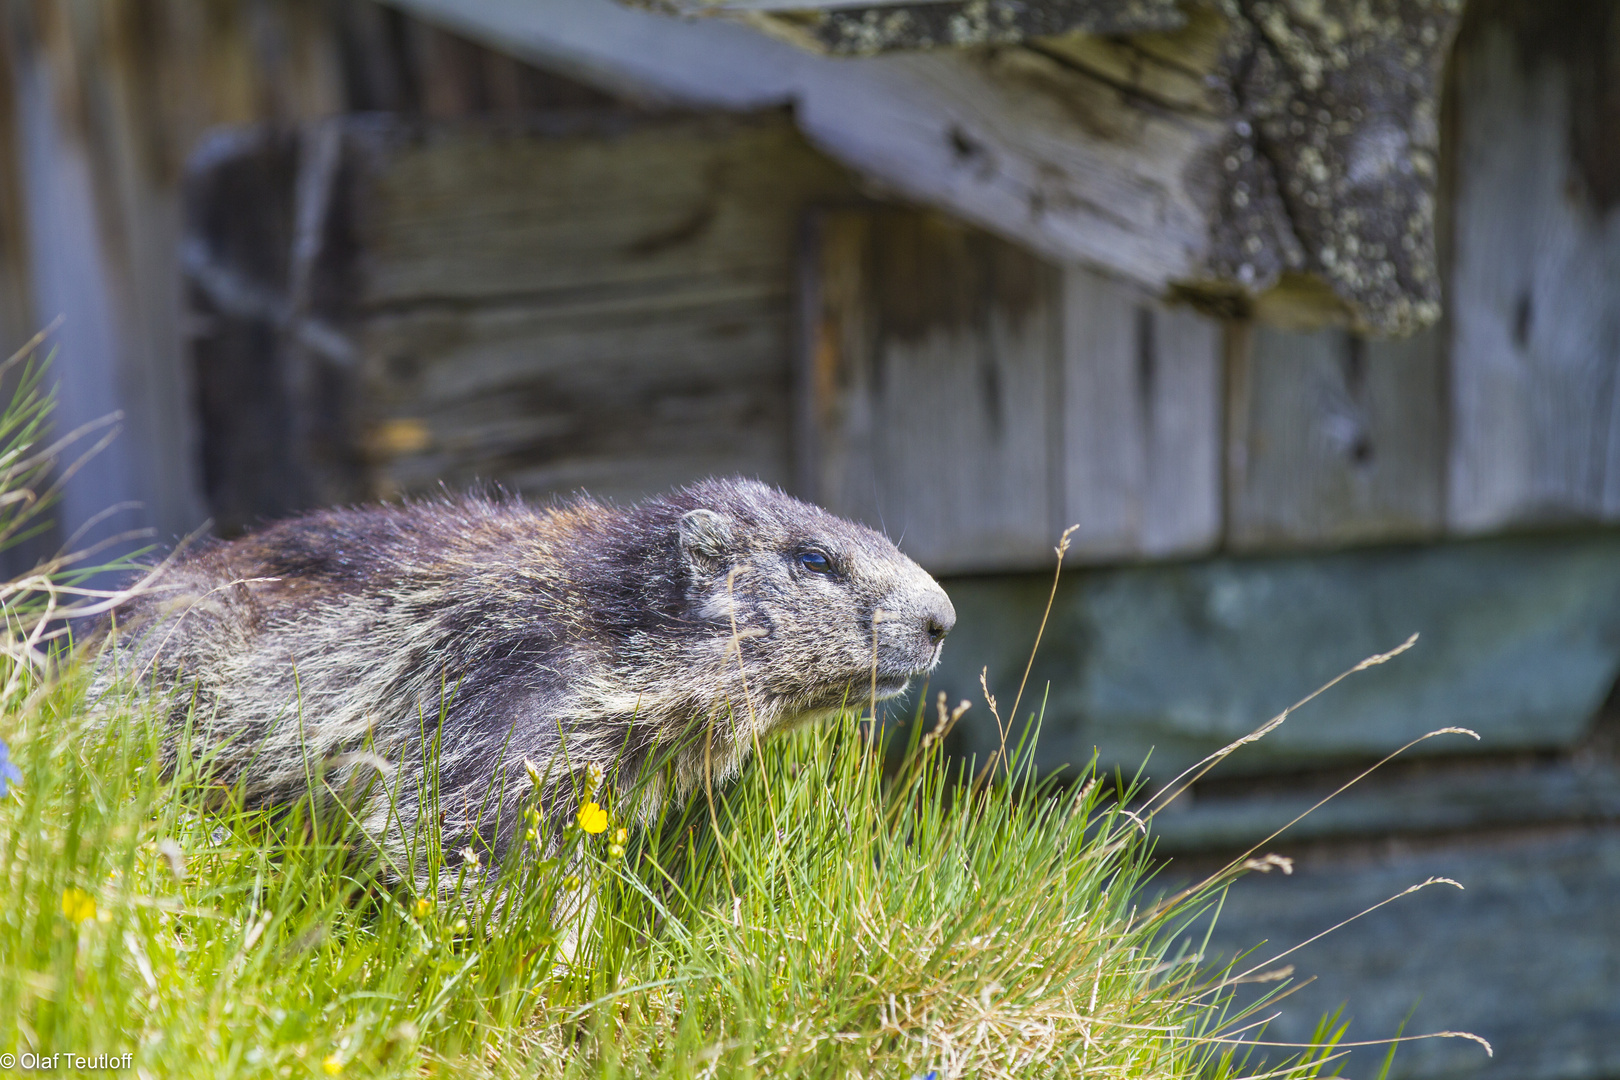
left=924, top=599, right=956, bottom=645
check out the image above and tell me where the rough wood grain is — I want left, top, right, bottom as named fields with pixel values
left=0, top=0, right=644, bottom=546
left=688, top=0, right=1186, bottom=55
left=357, top=293, right=796, bottom=505
left=1030, top=3, right=1227, bottom=115
left=1447, top=1, right=1620, bottom=533
left=801, top=209, right=1059, bottom=573
left=1226, top=323, right=1445, bottom=549
left=345, top=111, right=852, bottom=307
left=184, top=109, right=864, bottom=526
left=317, top=112, right=857, bottom=506
left=379, top=0, right=1235, bottom=296
left=1060, top=267, right=1222, bottom=559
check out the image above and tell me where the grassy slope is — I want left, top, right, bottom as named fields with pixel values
left=0, top=655, right=1342, bottom=1080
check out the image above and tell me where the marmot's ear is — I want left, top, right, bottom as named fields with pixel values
left=679, top=509, right=734, bottom=566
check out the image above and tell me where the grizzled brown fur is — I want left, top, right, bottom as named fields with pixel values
left=95, top=479, right=955, bottom=869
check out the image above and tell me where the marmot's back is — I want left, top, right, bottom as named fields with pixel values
left=100, top=478, right=955, bottom=864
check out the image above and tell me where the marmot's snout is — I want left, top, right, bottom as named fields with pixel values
left=889, top=578, right=954, bottom=654
left=868, top=569, right=956, bottom=698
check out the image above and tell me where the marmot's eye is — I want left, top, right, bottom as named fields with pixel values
left=796, top=549, right=833, bottom=575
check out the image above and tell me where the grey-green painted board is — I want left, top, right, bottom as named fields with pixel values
left=1148, top=759, right=1620, bottom=853
left=924, top=533, right=1620, bottom=782
left=1175, top=826, right=1620, bottom=1080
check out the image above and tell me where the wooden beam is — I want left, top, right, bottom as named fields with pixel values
left=379, top=0, right=1462, bottom=336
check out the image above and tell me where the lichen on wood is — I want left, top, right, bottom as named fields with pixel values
left=802, top=0, right=1185, bottom=55
left=1203, top=0, right=1465, bottom=336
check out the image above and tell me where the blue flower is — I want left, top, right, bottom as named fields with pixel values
left=0, top=737, right=20, bottom=795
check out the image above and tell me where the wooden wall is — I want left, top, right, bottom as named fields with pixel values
left=786, top=0, right=1620, bottom=577
left=184, top=111, right=859, bottom=533
left=0, top=0, right=621, bottom=563
left=18, top=0, right=1620, bottom=579
left=799, top=219, right=1454, bottom=572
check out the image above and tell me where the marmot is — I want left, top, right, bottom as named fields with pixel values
left=96, top=478, right=955, bottom=869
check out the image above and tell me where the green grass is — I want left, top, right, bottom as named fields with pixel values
left=0, top=657, right=1272, bottom=1079
left=0, top=347, right=1435, bottom=1078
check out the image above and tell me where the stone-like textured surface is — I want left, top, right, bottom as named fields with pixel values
left=926, top=533, right=1620, bottom=783
left=1173, top=827, right=1620, bottom=1080
left=1203, top=0, right=1464, bottom=335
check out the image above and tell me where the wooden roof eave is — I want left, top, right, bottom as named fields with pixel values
left=377, top=0, right=1466, bottom=337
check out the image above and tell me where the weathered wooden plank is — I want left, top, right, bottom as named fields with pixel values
left=10, top=3, right=160, bottom=557
left=357, top=292, right=796, bottom=504
left=1060, top=267, right=1222, bottom=560
left=1448, top=2, right=1620, bottom=533
left=1149, top=759, right=1620, bottom=853
left=346, top=112, right=852, bottom=307
left=0, top=0, right=389, bottom=550
left=1184, top=826, right=1620, bottom=1080
left=340, top=113, right=857, bottom=504
left=928, top=533, right=1620, bottom=782
left=800, top=209, right=1059, bottom=574
left=1226, top=323, right=1445, bottom=549
left=185, top=109, right=858, bottom=524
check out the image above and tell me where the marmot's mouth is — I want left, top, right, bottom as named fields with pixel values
left=870, top=674, right=912, bottom=699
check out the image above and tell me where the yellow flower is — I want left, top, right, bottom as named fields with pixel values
left=61, top=887, right=96, bottom=924
left=413, top=898, right=433, bottom=919
left=577, top=802, right=609, bottom=834
left=612, top=827, right=628, bottom=845
left=322, top=1053, right=343, bottom=1075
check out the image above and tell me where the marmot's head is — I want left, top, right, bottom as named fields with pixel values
left=656, top=478, right=955, bottom=715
